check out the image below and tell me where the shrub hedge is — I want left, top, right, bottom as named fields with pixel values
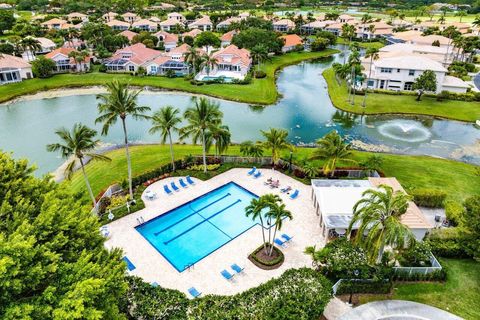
left=410, top=188, right=447, bottom=208
left=123, top=268, right=332, bottom=319
left=444, top=200, right=465, bottom=226
left=335, top=279, right=392, bottom=295
left=249, top=244, right=285, bottom=266
left=392, top=268, right=447, bottom=282
left=426, top=228, right=471, bottom=258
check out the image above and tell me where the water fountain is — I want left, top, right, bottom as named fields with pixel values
left=377, top=120, right=432, bottom=143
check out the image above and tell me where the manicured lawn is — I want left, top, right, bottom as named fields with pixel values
left=0, top=49, right=338, bottom=105
left=336, top=38, right=386, bottom=50
left=68, top=144, right=480, bottom=203
left=323, top=68, right=480, bottom=122
left=359, top=259, right=480, bottom=320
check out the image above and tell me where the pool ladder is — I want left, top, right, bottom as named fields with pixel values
left=184, top=262, right=195, bottom=271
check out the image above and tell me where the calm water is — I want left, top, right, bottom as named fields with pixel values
left=1, top=53, right=479, bottom=175
left=136, top=182, right=259, bottom=272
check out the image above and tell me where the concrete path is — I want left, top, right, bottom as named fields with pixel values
left=338, top=300, right=462, bottom=320
left=323, top=297, right=352, bottom=320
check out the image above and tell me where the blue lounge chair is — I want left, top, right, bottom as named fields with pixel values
left=171, top=181, right=180, bottom=191
left=220, top=269, right=235, bottom=281
left=179, top=178, right=188, bottom=188
left=253, top=171, right=261, bottom=178
left=274, top=238, right=287, bottom=248
left=164, top=185, right=172, bottom=194
left=122, top=256, right=136, bottom=271
left=247, top=167, right=256, bottom=175
left=188, top=287, right=202, bottom=298
left=151, top=282, right=159, bottom=287
left=280, top=186, right=292, bottom=193
left=281, top=233, right=294, bottom=242
left=186, top=176, right=195, bottom=185
left=290, top=189, right=299, bottom=199
left=231, top=263, right=244, bottom=274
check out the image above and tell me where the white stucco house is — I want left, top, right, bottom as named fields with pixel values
left=273, top=19, right=295, bottom=32
left=0, top=54, right=33, bottom=85
left=195, top=44, right=251, bottom=81
left=188, top=16, right=213, bottom=31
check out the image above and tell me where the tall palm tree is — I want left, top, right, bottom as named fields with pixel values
left=149, top=105, right=182, bottom=171
left=250, top=44, right=269, bottom=71
left=68, top=50, right=89, bottom=72
left=96, top=81, right=151, bottom=199
left=362, top=47, right=379, bottom=108
left=310, top=130, right=356, bottom=177
left=46, top=123, right=110, bottom=211
left=200, top=52, right=218, bottom=76
left=348, top=185, right=416, bottom=264
left=179, top=97, right=223, bottom=173
left=341, top=23, right=356, bottom=64
left=266, top=201, right=292, bottom=256
left=240, top=140, right=264, bottom=157
left=20, top=37, right=41, bottom=61
left=261, top=128, right=292, bottom=167
left=184, top=46, right=202, bottom=75
left=206, top=124, right=231, bottom=156
left=246, top=197, right=268, bottom=253
left=473, top=16, right=480, bottom=29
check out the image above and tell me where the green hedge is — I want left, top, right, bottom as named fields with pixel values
left=335, top=279, right=392, bottom=295
left=426, top=228, right=471, bottom=258
left=444, top=200, right=465, bottom=226
left=392, top=269, right=446, bottom=282
left=123, top=268, right=332, bottom=319
left=410, top=188, right=447, bottom=208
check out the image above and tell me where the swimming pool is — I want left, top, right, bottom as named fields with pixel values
left=136, top=182, right=260, bottom=272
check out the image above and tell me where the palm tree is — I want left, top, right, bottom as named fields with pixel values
left=206, top=124, right=231, bottom=156
left=266, top=201, right=292, bottom=256
left=240, top=140, right=264, bottom=157
left=362, top=47, right=379, bottom=108
left=46, top=123, right=110, bottom=211
left=20, top=37, right=41, bottom=61
left=310, top=130, right=356, bottom=177
left=302, top=163, right=319, bottom=178
left=250, top=44, right=269, bottom=71
left=455, top=10, right=467, bottom=23
left=199, top=52, right=218, bottom=76
left=341, top=23, right=355, bottom=64
left=149, top=106, right=182, bottom=171
left=473, top=16, right=480, bottom=29
left=348, top=185, right=416, bottom=264
left=179, top=97, right=223, bottom=173
left=261, top=128, right=292, bottom=167
left=96, top=81, right=151, bottom=199
left=185, top=46, right=201, bottom=75
left=68, top=50, right=89, bottom=72
left=246, top=197, right=268, bottom=253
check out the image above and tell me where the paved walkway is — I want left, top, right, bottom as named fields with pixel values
left=104, top=168, right=325, bottom=297
left=323, top=297, right=352, bottom=320
left=338, top=300, right=462, bottom=320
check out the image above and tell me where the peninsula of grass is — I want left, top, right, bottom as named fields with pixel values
left=359, top=258, right=480, bottom=320
left=67, top=144, right=480, bottom=203
left=0, top=49, right=338, bottom=105
left=323, top=68, right=480, bottom=122
left=336, top=38, right=385, bottom=50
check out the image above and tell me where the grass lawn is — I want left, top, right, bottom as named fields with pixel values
left=0, top=49, right=338, bottom=105
left=336, top=38, right=386, bottom=50
left=359, top=258, right=480, bottom=320
left=323, top=68, right=480, bottom=122
left=67, top=144, right=480, bottom=203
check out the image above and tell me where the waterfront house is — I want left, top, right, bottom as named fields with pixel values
left=104, top=43, right=161, bottom=72
left=273, top=19, right=295, bottom=32
left=21, top=37, right=56, bottom=61
left=379, top=43, right=452, bottom=65
left=132, top=19, right=158, bottom=32
left=144, top=55, right=190, bottom=76
left=106, top=19, right=130, bottom=31
left=280, top=34, right=303, bottom=52
left=154, top=31, right=178, bottom=51
left=300, top=20, right=335, bottom=34
left=356, top=21, right=393, bottom=39
left=0, top=54, right=33, bottom=85
left=45, top=48, right=91, bottom=73
left=195, top=44, right=251, bottom=81
left=188, top=16, right=213, bottom=31
left=361, top=53, right=469, bottom=93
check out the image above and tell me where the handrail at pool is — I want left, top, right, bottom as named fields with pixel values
left=163, top=199, right=242, bottom=245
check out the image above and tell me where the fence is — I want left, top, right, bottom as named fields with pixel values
left=332, top=278, right=392, bottom=295
left=393, top=253, right=443, bottom=275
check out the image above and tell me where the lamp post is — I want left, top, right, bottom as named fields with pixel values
left=289, top=151, right=293, bottom=173
left=349, top=269, right=360, bottom=305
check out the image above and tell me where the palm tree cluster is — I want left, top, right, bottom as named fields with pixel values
left=245, top=194, right=293, bottom=256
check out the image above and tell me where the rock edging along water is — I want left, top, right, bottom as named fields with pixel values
left=0, top=50, right=340, bottom=106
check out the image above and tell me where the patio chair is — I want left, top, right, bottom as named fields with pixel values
left=186, top=176, right=195, bottom=185
left=281, top=233, right=294, bottom=243
left=220, top=269, right=235, bottom=281
left=188, top=287, right=202, bottom=298
left=280, top=186, right=292, bottom=193
left=274, top=238, right=287, bottom=248
left=247, top=167, right=256, bottom=175
left=231, top=263, right=244, bottom=274
left=253, top=171, right=262, bottom=178
left=290, top=189, right=299, bottom=199
left=179, top=178, right=188, bottom=188
left=264, top=177, right=273, bottom=185
left=163, top=185, right=172, bottom=195
left=122, top=256, right=136, bottom=271
left=171, top=181, right=180, bottom=192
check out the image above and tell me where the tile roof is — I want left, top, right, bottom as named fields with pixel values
left=154, top=31, right=179, bottom=43
left=41, top=18, right=68, bottom=25
left=212, top=44, right=251, bottom=67
left=188, top=16, right=212, bottom=27
left=280, top=34, right=303, bottom=47
left=220, top=30, right=237, bottom=42
left=106, top=19, right=130, bottom=27
left=132, top=19, right=158, bottom=27
left=109, top=43, right=162, bottom=65
left=273, top=19, right=295, bottom=27
left=160, top=18, right=183, bottom=26
left=119, top=30, right=138, bottom=41
left=0, top=54, right=31, bottom=69
left=373, top=54, right=447, bottom=72
left=182, top=29, right=203, bottom=38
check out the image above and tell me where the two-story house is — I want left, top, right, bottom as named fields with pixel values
left=106, top=19, right=130, bottom=31
left=104, top=43, right=161, bottom=72
left=45, top=48, right=91, bottom=73
left=195, top=44, right=251, bottom=81
left=188, top=16, right=213, bottom=31
left=273, top=19, right=295, bottom=32
left=154, top=31, right=179, bottom=51
left=0, top=54, right=33, bottom=85
left=132, top=19, right=158, bottom=32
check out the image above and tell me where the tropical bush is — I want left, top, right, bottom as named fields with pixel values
left=254, top=70, right=267, bottom=78
left=397, top=241, right=432, bottom=267
left=410, top=188, right=446, bottom=208
left=444, top=199, right=465, bottom=226
left=392, top=268, right=446, bottom=281
left=426, top=228, right=470, bottom=258
left=187, top=163, right=221, bottom=171
left=335, top=279, right=392, bottom=295
left=123, top=269, right=332, bottom=319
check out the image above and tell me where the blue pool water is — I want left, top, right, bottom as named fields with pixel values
left=136, top=182, right=260, bottom=272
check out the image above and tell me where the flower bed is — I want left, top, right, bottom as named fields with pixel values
left=248, top=244, right=285, bottom=270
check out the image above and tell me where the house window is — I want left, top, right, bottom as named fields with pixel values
left=408, top=70, right=415, bottom=76
left=397, top=69, right=400, bottom=72
left=367, top=80, right=374, bottom=87
left=380, top=68, right=392, bottom=73
left=151, top=66, right=157, bottom=73
left=404, top=82, right=413, bottom=91
left=129, top=66, right=135, bottom=72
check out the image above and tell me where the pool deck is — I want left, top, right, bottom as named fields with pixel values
left=104, top=168, right=325, bottom=296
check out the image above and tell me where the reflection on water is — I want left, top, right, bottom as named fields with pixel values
left=1, top=55, right=480, bottom=175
